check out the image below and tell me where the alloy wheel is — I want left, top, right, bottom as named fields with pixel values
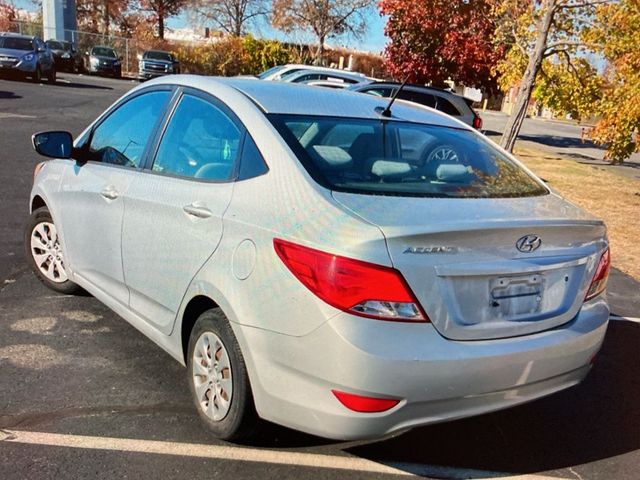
left=192, top=331, right=233, bottom=421
left=30, top=221, right=68, bottom=283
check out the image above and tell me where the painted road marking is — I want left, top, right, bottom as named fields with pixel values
left=0, top=429, right=569, bottom=479
left=610, top=316, right=640, bottom=323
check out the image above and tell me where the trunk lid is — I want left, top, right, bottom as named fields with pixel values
left=333, top=192, right=607, bottom=340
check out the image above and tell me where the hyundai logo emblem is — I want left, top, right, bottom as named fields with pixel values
left=516, top=234, right=542, bottom=253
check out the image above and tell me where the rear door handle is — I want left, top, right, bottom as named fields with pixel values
left=183, top=203, right=212, bottom=219
left=100, top=186, right=119, bottom=200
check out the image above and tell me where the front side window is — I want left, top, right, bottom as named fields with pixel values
left=271, top=115, right=548, bottom=199
left=88, top=91, right=170, bottom=167
left=152, top=94, right=242, bottom=181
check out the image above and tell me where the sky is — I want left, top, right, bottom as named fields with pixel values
left=12, top=0, right=389, bottom=54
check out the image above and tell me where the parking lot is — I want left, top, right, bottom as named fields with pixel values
left=1, top=73, right=640, bottom=479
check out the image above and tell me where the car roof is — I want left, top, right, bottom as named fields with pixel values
left=284, top=69, right=368, bottom=80
left=92, top=45, right=115, bottom=50
left=0, top=32, right=36, bottom=40
left=210, top=77, right=463, bottom=127
left=144, top=50, right=171, bottom=54
left=280, top=64, right=366, bottom=76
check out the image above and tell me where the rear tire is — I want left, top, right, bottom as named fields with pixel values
left=32, top=65, right=42, bottom=83
left=25, top=207, right=81, bottom=295
left=187, top=308, right=259, bottom=441
left=47, top=66, right=56, bottom=84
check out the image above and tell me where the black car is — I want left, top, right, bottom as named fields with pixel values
left=87, top=46, right=122, bottom=78
left=45, top=39, right=83, bottom=73
left=138, top=50, right=180, bottom=81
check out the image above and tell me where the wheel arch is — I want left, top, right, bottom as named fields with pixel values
left=31, top=195, right=47, bottom=213
left=180, top=295, right=220, bottom=363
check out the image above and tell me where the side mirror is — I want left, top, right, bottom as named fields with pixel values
left=32, top=131, right=73, bottom=159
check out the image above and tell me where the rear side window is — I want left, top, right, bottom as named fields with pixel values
left=436, top=97, right=461, bottom=116
left=362, top=87, right=394, bottom=98
left=397, top=90, right=437, bottom=108
left=88, top=90, right=170, bottom=168
left=152, top=94, right=241, bottom=181
left=270, top=115, right=548, bottom=199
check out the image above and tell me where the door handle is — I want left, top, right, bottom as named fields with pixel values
left=100, top=186, right=119, bottom=200
left=183, top=203, right=212, bottom=219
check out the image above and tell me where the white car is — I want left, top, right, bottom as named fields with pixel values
left=257, top=63, right=367, bottom=82
left=26, top=76, right=610, bottom=441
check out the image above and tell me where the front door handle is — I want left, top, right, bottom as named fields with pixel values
left=100, top=186, right=119, bottom=200
left=183, top=203, right=212, bottom=219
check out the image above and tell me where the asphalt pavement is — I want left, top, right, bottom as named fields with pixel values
left=1, top=73, right=639, bottom=480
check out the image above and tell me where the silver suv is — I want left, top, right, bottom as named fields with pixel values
left=0, top=32, right=56, bottom=83
left=26, top=77, right=610, bottom=442
left=350, top=82, right=482, bottom=129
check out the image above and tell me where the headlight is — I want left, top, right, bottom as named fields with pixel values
left=90, top=57, right=99, bottom=65
left=62, top=53, right=71, bottom=59
left=22, top=53, right=35, bottom=62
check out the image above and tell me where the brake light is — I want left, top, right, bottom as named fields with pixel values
left=273, top=238, right=427, bottom=322
left=332, top=390, right=400, bottom=413
left=33, top=161, right=45, bottom=181
left=585, top=248, right=610, bottom=301
left=473, top=115, right=483, bottom=130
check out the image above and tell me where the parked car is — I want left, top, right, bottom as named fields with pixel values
left=280, top=68, right=370, bottom=86
left=26, top=77, right=610, bottom=442
left=350, top=82, right=483, bottom=129
left=86, top=46, right=121, bottom=78
left=138, top=50, right=180, bottom=81
left=0, top=32, right=56, bottom=83
left=45, top=39, right=83, bottom=73
left=258, top=63, right=367, bottom=82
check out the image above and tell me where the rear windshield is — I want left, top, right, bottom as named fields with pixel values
left=144, top=51, right=172, bottom=61
left=270, top=115, right=548, bottom=198
left=0, top=37, right=34, bottom=51
left=91, top=47, right=116, bottom=58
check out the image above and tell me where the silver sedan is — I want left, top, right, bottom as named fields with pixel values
left=26, top=76, right=610, bottom=441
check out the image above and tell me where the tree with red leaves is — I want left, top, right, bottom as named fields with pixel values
left=380, top=0, right=504, bottom=91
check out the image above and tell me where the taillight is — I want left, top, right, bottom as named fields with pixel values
left=332, top=390, right=400, bottom=413
left=473, top=115, right=483, bottom=130
left=273, top=238, right=428, bottom=322
left=585, top=248, right=610, bottom=301
left=33, top=161, right=45, bottom=181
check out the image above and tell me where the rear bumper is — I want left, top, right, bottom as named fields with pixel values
left=238, top=297, right=609, bottom=440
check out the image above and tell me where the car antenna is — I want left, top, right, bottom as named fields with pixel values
left=379, top=75, right=411, bottom=118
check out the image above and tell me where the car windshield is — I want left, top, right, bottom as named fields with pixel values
left=257, top=65, right=285, bottom=79
left=92, top=47, right=116, bottom=58
left=144, top=51, right=172, bottom=61
left=0, top=37, right=34, bottom=51
left=46, top=40, right=64, bottom=50
left=270, top=115, right=548, bottom=198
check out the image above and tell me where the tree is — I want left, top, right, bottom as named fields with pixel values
left=493, top=0, right=611, bottom=152
left=0, top=1, right=18, bottom=31
left=584, top=0, right=640, bottom=163
left=76, top=0, right=132, bottom=35
left=271, top=0, right=374, bottom=64
left=140, top=0, right=188, bottom=38
left=380, top=0, right=504, bottom=91
left=192, top=0, right=269, bottom=37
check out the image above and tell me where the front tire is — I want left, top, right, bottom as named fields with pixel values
left=25, top=207, right=81, bottom=294
left=187, top=309, right=259, bottom=441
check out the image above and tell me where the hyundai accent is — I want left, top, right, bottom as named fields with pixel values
left=26, top=76, right=610, bottom=441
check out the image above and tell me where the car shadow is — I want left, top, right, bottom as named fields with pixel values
left=342, top=319, right=639, bottom=476
left=0, top=90, right=22, bottom=99
left=518, top=134, right=599, bottom=150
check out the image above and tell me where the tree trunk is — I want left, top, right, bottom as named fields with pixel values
left=103, top=0, right=109, bottom=36
left=158, top=12, right=165, bottom=39
left=313, top=36, right=325, bottom=65
left=500, top=0, right=557, bottom=152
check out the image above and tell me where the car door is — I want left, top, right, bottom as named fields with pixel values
left=121, top=89, right=241, bottom=334
left=56, top=88, right=172, bottom=305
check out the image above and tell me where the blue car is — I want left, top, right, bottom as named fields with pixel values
left=0, top=32, right=56, bottom=83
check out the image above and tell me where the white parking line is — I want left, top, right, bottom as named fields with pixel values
left=610, top=315, right=640, bottom=323
left=0, top=429, right=568, bottom=479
